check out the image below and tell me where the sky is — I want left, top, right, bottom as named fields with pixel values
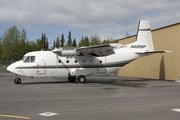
left=0, top=0, right=180, bottom=48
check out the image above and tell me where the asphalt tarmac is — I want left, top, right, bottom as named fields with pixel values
left=0, top=73, right=180, bottom=120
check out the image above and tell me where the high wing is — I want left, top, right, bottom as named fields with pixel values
left=75, top=43, right=125, bottom=57
left=52, top=43, right=126, bottom=57
left=75, top=44, right=114, bottom=57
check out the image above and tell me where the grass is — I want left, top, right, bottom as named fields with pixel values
left=0, top=64, right=9, bottom=73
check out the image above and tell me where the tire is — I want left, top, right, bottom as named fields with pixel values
left=77, top=75, right=86, bottom=83
left=14, top=78, right=21, bottom=84
left=68, top=76, right=76, bottom=82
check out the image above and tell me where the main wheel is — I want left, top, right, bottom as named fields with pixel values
left=68, top=76, right=76, bottom=82
left=14, top=78, right=21, bottom=84
left=77, top=75, right=86, bottom=83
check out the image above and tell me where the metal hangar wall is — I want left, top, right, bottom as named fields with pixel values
left=118, top=22, right=180, bottom=81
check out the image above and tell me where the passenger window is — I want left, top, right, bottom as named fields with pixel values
left=90, top=60, right=93, bottom=63
left=99, top=60, right=102, bottom=64
left=82, top=60, right=86, bottom=63
left=66, top=60, right=69, bottom=63
left=59, top=60, right=62, bottom=63
left=75, top=60, right=78, bottom=63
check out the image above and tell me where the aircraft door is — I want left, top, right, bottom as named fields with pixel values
left=37, top=60, right=46, bottom=74
left=97, top=57, right=106, bottom=74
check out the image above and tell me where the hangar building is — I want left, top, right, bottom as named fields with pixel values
left=118, top=22, right=180, bottom=81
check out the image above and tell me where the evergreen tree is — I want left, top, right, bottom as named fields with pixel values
left=56, top=34, right=60, bottom=48
left=111, top=39, right=118, bottom=43
left=35, top=39, right=43, bottom=50
left=53, top=40, right=56, bottom=49
left=78, top=36, right=85, bottom=47
left=67, top=31, right=72, bottom=46
left=72, top=38, right=77, bottom=47
left=102, top=38, right=111, bottom=44
left=0, top=37, right=2, bottom=60
left=41, top=33, right=45, bottom=49
left=41, top=33, right=49, bottom=49
left=45, top=37, right=49, bottom=49
left=60, top=33, right=65, bottom=47
left=84, top=36, right=89, bottom=46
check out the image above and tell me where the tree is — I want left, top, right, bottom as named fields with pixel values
left=0, top=37, right=2, bottom=59
left=84, top=36, right=89, bottom=46
left=124, top=31, right=131, bottom=38
left=72, top=38, right=77, bottom=47
left=45, top=37, right=49, bottom=49
left=41, top=33, right=45, bottom=49
left=19, top=29, right=28, bottom=59
left=60, top=33, right=65, bottom=47
left=67, top=31, right=72, bottom=47
left=78, top=36, right=85, bottom=47
left=102, top=39, right=110, bottom=44
left=1, top=25, right=21, bottom=60
left=56, top=33, right=60, bottom=48
left=89, top=33, right=101, bottom=46
left=53, top=40, right=56, bottom=49
left=35, top=39, right=43, bottom=50
left=41, top=33, right=49, bottom=49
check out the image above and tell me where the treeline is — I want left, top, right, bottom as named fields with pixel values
left=53, top=31, right=77, bottom=48
left=78, top=34, right=118, bottom=47
left=0, top=25, right=47, bottom=61
left=0, top=25, right=125, bottom=61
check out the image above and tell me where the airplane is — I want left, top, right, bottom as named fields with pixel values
left=7, top=20, right=168, bottom=84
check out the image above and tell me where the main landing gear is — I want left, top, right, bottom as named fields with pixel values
left=77, top=75, right=86, bottom=83
left=68, top=73, right=86, bottom=83
left=68, top=76, right=76, bottom=82
left=14, top=75, right=21, bottom=84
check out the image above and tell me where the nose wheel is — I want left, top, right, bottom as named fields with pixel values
left=14, top=77, right=21, bottom=84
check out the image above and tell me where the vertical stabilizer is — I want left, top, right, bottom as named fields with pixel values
left=131, top=20, right=154, bottom=52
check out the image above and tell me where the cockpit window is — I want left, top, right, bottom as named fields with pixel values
left=21, top=56, right=27, bottom=61
left=31, top=56, right=35, bottom=62
left=24, top=56, right=35, bottom=63
left=24, top=56, right=30, bottom=62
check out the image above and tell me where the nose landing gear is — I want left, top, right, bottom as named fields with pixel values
left=14, top=75, right=21, bottom=84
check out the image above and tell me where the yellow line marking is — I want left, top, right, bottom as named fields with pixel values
left=0, top=114, right=31, bottom=119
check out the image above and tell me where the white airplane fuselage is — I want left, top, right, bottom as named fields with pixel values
left=7, top=47, right=145, bottom=77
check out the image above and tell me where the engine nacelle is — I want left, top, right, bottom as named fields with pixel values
left=59, top=50, right=80, bottom=57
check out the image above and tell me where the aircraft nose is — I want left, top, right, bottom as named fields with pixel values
left=7, top=64, right=15, bottom=73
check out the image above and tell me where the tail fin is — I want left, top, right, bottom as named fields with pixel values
left=130, top=20, right=154, bottom=52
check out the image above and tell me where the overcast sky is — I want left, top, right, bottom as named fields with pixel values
left=0, top=0, right=180, bottom=47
